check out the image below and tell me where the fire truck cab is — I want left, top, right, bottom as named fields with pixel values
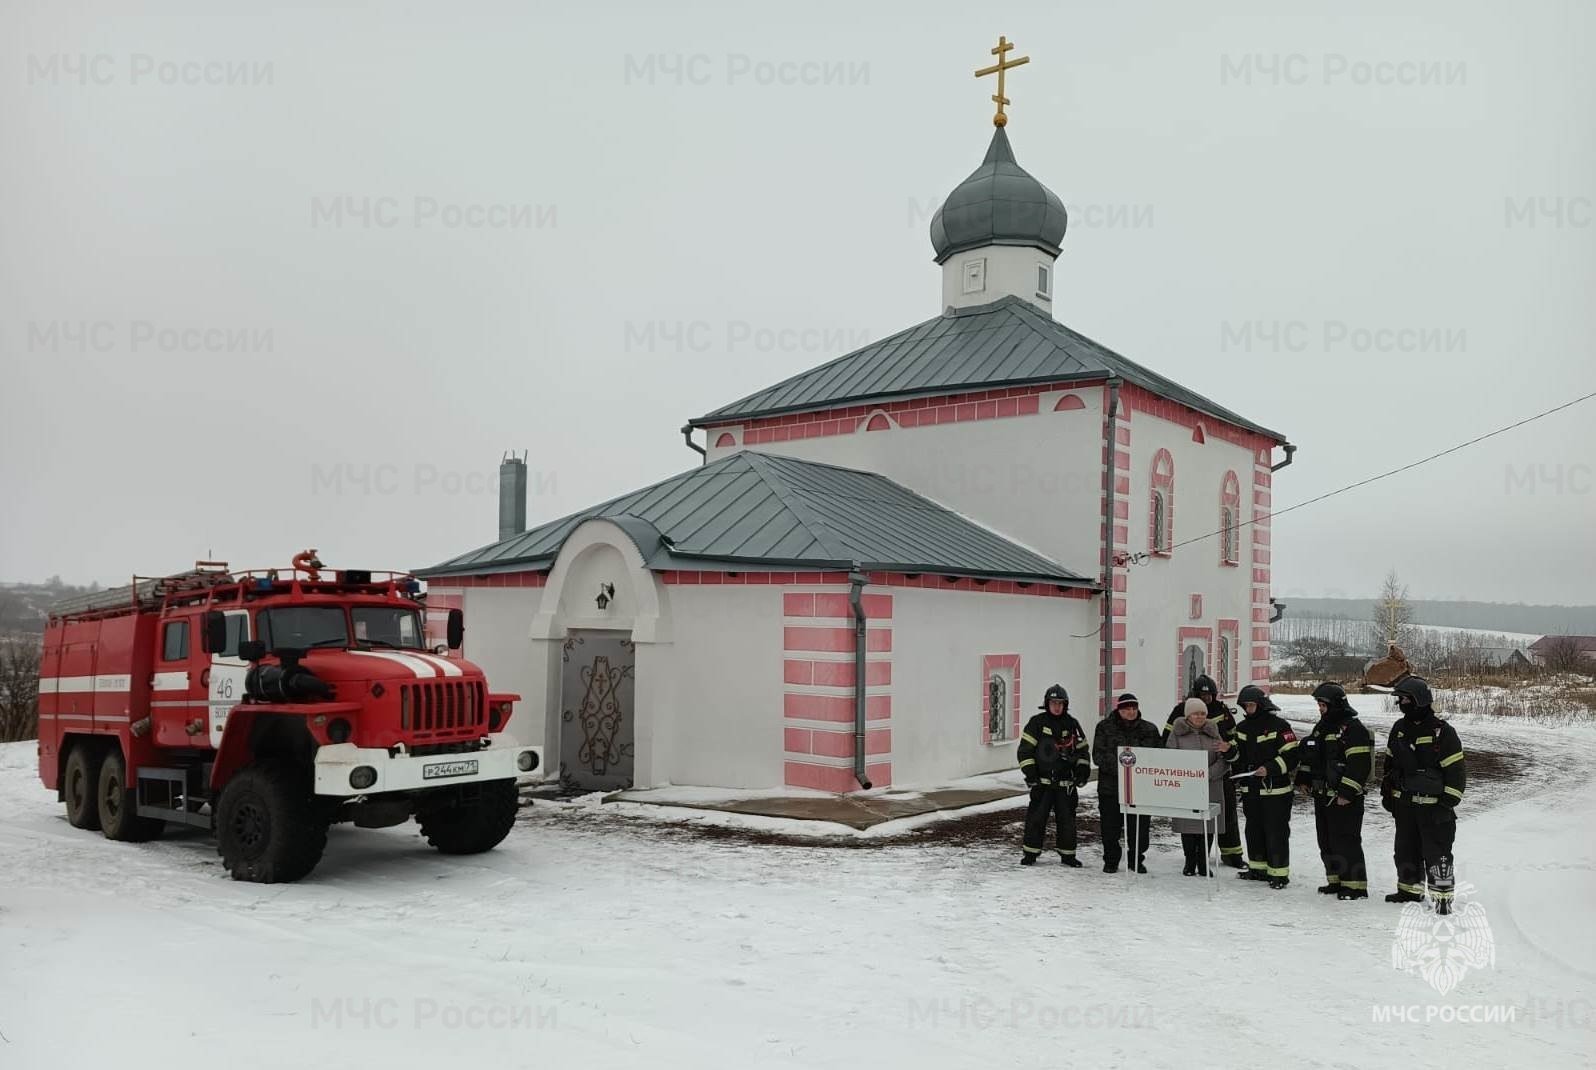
left=38, top=552, right=541, bottom=883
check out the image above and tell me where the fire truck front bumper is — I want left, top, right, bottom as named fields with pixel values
left=311, top=739, right=543, bottom=796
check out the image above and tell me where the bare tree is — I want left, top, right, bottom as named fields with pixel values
left=1284, top=636, right=1350, bottom=677
left=1539, top=637, right=1594, bottom=677
left=0, top=635, right=41, bottom=742
left=1371, top=569, right=1418, bottom=650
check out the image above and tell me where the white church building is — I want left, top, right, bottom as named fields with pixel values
left=419, top=96, right=1293, bottom=795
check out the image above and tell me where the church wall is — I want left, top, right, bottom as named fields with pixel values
left=887, top=586, right=1099, bottom=785
left=706, top=386, right=1109, bottom=580
left=437, top=584, right=550, bottom=750
left=655, top=585, right=786, bottom=789
left=1119, top=404, right=1269, bottom=720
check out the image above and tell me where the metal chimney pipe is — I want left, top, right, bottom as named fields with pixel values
left=498, top=452, right=528, bottom=542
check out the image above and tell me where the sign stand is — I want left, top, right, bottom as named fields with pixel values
left=1115, top=746, right=1219, bottom=884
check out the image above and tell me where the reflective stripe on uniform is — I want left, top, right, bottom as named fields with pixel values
left=1398, top=881, right=1425, bottom=894
left=1019, top=758, right=1036, bottom=768
left=1414, top=736, right=1434, bottom=744
left=1220, top=846, right=1244, bottom=856
left=1343, top=745, right=1372, bottom=756
left=1444, top=786, right=1464, bottom=800
left=1020, top=732, right=1038, bottom=745
left=1340, top=776, right=1364, bottom=792
left=1259, top=785, right=1293, bottom=796
left=1440, top=751, right=1464, bottom=767
left=1340, top=880, right=1368, bottom=890
left=1023, top=845, right=1042, bottom=854
left=1266, top=866, right=1289, bottom=878
left=1248, top=860, right=1268, bottom=871
left=1255, top=731, right=1278, bottom=742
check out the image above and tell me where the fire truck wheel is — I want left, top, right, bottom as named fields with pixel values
left=416, top=779, right=520, bottom=855
left=97, top=749, right=165, bottom=843
left=64, top=743, right=104, bottom=831
left=216, top=762, right=329, bottom=883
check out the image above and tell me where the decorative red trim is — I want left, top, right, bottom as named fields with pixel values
left=1054, top=393, right=1086, bottom=411
left=1149, top=449, right=1175, bottom=556
left=981, top=653, right=1022, bottom=744
left=714, top=432, right=736, bottom=448
left=663, top=570, right=1094, bottom=599
left=1099, top=383, right=1133, bottom=716
left=1121, top=382, right=1281, bottom=451
left=1189, top=593, right=1203, bottom=620
left=718, top=381, right=1093, bottom=445
left=1177, top=626, right=1213, bottom=701
left=431, top=572, right=549, bottom=588
left=865, top=413, right=892, bottom=431
left=1220, top=470, right=1242, bottom=566
left=1192, top=423, right=1206, bottom=444
left=782, top=586, right=894, bottom=790
left=1218, top=618, right=1241, bottom=696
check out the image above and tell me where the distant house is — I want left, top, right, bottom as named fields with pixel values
left=1528, top=636, right=1596, bottom=668
left=1453, top=646, right=1533, bottom=672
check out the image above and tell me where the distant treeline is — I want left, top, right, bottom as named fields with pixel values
left=1277, top=597, right=1596, bottom=635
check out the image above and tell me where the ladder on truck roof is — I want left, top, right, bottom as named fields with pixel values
left=49, top=562, right=234, bottom=620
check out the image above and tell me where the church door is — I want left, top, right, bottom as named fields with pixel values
left=558, top=631, right=636, bottom=791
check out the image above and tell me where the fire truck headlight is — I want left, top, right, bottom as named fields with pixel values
left=349, top=766, right=377, bottom=790
left=327, top=718, right=352, bottom=744
left=517, top=750, right=539, bottom=773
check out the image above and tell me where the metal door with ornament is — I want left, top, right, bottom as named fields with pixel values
left=558, top=631, right=635, bottom=790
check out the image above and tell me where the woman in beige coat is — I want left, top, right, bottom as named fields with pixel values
left=1167, top=697, right=1233, bottom=875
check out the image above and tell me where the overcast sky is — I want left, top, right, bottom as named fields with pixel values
left=1, top=0, right=1592, bottom=604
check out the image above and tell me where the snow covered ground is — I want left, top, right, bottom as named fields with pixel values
left=2, top=707, right=1594, bottom=1069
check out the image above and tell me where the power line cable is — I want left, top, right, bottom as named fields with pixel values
left=1123, top=388, right=1596, bottom=564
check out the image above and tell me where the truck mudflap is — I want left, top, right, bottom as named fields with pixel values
left=312, top=738, right=542, bottom=797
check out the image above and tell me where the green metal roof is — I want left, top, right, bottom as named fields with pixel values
left=930, top=126, right=1067, bottom=264
left=418, top=451, right=1092, bottom=587
left=691, top=295, right=1287, bottom=442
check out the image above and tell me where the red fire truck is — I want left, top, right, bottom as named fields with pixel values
left=37, top=551, right=541, bottom=883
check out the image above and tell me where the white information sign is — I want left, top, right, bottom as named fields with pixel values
left=1115, top=745, right=1210, bottom=816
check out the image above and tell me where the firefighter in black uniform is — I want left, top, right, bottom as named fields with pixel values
left=1381, top=676, right=1466, bottom=914
left=1016, top=684, right=1091, bottom=866
left=1233, top=684, right=1299, bottom=888
left=1294, top=682, right=1373, bottom=900
left=1164, top=674, right=1244, bottom=869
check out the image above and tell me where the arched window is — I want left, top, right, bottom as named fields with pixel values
left=1218, top=634, right=1233, bottom=693
left=1150, top=449, right=1174, bottom=554
left=1220, top=470, right=1241, bottom=566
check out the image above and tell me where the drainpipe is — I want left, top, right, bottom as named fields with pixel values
left=1101, top=378, right=1122, bottom=721
left=848, top=568, right=872, bottom=790
left=1270, top=443, right=1297, bottom=473
left=680, top=424, right=706, bottom=463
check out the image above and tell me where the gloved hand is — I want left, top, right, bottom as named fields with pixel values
left=1025, top=778, right=1039, bottom=790
left=1075, top=769, right=1091, bottom=788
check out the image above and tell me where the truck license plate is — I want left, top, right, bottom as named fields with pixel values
left=422, top=759, right=479, bottom=780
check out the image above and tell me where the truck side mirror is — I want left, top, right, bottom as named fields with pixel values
left=237, top=639, right=266, bottom=662
left=446, top=609, right=464, bottom=651
left=202, top=610, right=228, bottom=654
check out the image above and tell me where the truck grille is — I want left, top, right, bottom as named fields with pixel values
left=401, top=680, right=485, bottom=738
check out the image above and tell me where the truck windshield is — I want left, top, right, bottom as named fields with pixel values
left=257, top=607, right=349, bottom=650
left=351, top=607, right=425, bottom=650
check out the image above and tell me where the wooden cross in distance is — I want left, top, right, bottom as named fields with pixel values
left=974, top=35, right=1030, bottom=127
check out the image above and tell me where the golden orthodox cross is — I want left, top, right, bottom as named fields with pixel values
left=974, top=35, right=1030, bottom=127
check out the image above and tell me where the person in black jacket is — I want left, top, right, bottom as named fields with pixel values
left=1381, top=676, right=1467, bottom=914
left=1295, top=682, right=1374, bottom=900
left=1016, top=684, right=1092, bottom=866
left=1164, top=673, right=1244, bottom=869
left=1233, top=684, right=1299, bottom=889
left=1092, top=692, right=1162, bottom=873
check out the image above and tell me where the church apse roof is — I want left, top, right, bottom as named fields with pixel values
left=418, top=450, right=1093, bottom=588
left=691, top=295, right=1286, bottom=443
